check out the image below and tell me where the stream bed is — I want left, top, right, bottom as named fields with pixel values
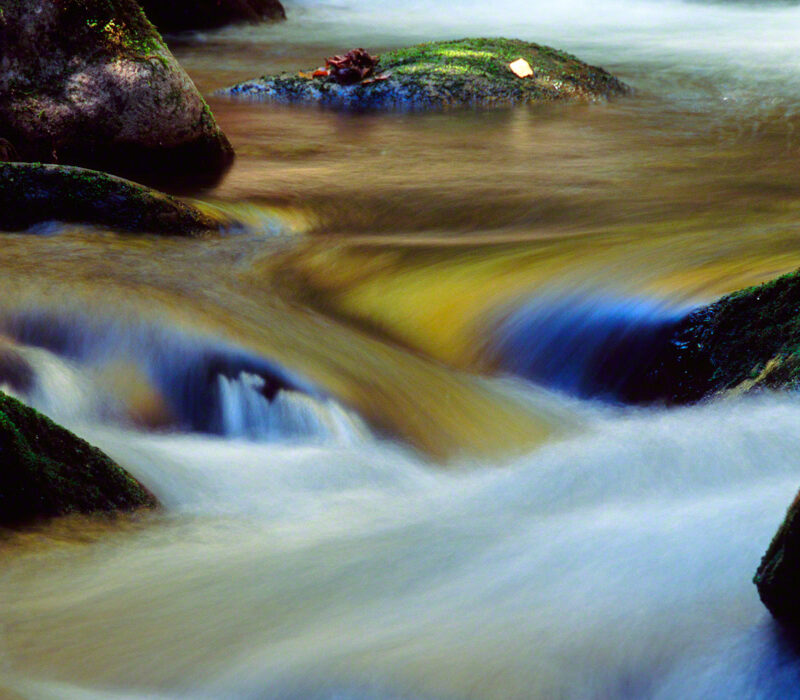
left=4, top=0, right=800, bottom=697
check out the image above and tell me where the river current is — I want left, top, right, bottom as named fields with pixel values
left=3, top=0, right=800, bottom=697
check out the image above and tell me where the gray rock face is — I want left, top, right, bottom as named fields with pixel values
left=0, top=0, right=233, bottom=187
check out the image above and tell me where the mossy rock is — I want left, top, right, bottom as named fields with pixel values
left=221, top=37, right=629, bottom=110
left=0, top=391, right=156, bottom=526
left=0, top=162, right=231, bottom=235
left=140, top=0, right=285, bottom=32
left=755, top=490, right=800, bottom=631
left=0, top=0, right=233, bottom=188
left=638, top=270, right=800, bottom=403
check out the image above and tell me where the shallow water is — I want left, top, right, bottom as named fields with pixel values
left=4, top=0, right=800, bottom=697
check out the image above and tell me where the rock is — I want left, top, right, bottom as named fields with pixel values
left=0, top=390, right=157, bottom=526
left=0, top=0, right=233, bottom=188
left=642, top=270, right=800, bottom=404
left=140, top=0, right=285, bottom=33
left=221, top=37, right=629, bottom=110
left=0, top=162, right=232, bottom=235
left=755, top=490, right=800, bottom=631
left=518, top=269, right=800, bottom=406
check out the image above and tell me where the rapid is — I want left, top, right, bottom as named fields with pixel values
left=4, top=0, right=800, bottom=697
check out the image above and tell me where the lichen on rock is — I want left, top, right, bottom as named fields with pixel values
left=0, top=390, right=157, bottom=526
left=220, top=37, right=630, bottom=110
left=0, top=162, right=232, bottom=235
left=0, top=0, right=234, bottom=187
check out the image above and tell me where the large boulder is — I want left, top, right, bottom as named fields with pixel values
left=221, top=37, right=629, bottom=110
left=0, top=162, right=232, bottom=235
left=0, top=391, right=156, bottom=526
left=140, top=0, right=285, bottom=33
left=0, top=0, right=233, bottom=188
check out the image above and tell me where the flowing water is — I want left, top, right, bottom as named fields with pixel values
left=4, top=0, right=800, bottom=697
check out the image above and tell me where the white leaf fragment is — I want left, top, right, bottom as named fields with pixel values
left=509, top=58, right=534, bottom=78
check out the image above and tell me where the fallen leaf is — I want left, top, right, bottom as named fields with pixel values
left=326, top=48, right=379, bottom=85
left=361, top=72, right=392, bottom=85
left=298, top=71, right=315, bottom=79
left=509, top=58, right=534, bottom=79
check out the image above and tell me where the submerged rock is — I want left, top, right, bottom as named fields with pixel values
left=140, top=0, right=285, bottom=32
left=755, top=491, right=800, bottom=631
left=221, top=37, right=629, bottom=110
left=0, top=162, right=230, bottom=235
left=0, top=391, right=156, bottom=526
left=0, top=0, right=233, bottom=187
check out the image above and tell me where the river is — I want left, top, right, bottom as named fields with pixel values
left=3, top=0, right=800, bottom=697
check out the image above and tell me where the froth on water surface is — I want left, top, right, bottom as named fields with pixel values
left=4, top=397, right=800, bottom=698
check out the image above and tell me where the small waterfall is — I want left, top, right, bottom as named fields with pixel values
left=0, top=312, right=369, bottom=445
left=489, top=293, right=694, bottom=403
left=217, top=373, right=369, bottom=444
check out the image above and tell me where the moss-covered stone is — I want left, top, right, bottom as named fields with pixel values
left=221, top=37, right=629, bottom=110
left=639, top=270, right=800, bottom=403
left=0, top=0, right=233, bottom=188
left=0, top=390, right=156, bottom=526
left=0, top=162, right=231, bottom=235
left=140, top=0, right=285, bottom=32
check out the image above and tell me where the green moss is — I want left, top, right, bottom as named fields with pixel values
left=0, top=391, right=156, bottom=526
left=699, top=270, right=800, bottom=390
left=381, top=38, right=582, bottom=82
left=62, top=0, right=165, bottom=57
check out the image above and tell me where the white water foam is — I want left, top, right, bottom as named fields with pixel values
left=4, top=395, right=800, bottom=699
left=0, top=316, right=369, bottom=446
